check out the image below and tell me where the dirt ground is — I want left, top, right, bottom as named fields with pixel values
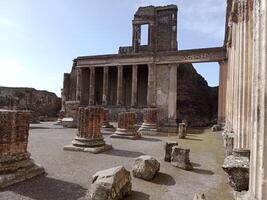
left=0, top=122, right=234, bottom=200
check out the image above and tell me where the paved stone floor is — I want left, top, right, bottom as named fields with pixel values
left=0, top=122, right=233, bottom=200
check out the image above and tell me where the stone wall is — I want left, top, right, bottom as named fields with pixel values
left=0, top=87, right=61, bottom=119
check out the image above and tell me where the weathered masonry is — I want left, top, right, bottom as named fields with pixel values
left=222, top=0, right=267, bottom=199
left=62, top=5, right=226, bottom=132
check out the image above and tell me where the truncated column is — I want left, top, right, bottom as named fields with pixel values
left=64, top=106, right=112, bottom=153
left=138, top=108, right=158, bottom=134
left=0, top=110, right=44, bottom=188
left=111, top=112, right=140, bottom=140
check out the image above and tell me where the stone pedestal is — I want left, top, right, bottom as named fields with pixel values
left=178, top=123, right=186, bottom=139
left=138, top=108, right=158, bottom=135
left=0, top=110, right=44, bottom=188
left=171, top=147, right=193, bottom=170
left=101, top=109, right=115, bottom=133
left=222, top=148, right=250, bottom=192
left=111, top=112, right=140, bottom=140
left=161, top=119, right=178, bottom=133
left=222, top=130, right=235, bottom=156
left=64, top=106, right=112, bottom=154
left=164, top=141, right=178, bottom=162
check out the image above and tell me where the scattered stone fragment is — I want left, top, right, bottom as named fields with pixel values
left=132, top=155, right=160, bottom=180
left=222, top=149, right=250, bottom=191
left=89, top=166, right=132, bottom=200
left=164, top=141, right=178, bottom=162
left=193, top=193, right=206, bottom=200
left=178, top=123, right=187, bottom=139
left=171, top=146, right=193, bottom=170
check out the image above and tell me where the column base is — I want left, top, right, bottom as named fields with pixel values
left=0, top=157, right=45, bottom=188
left=64, top=136, right=112, bottom=154
left=63, top=144, right=112, bottom=154
left=101, top=123, right=116, bottom=134
left=111, top=128, right=141, bottom=140
left=137, top=123, right=159, bottom=135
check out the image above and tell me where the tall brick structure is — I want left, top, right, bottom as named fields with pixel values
left=138, top=108, right=158, bottom=134
left=111, top=112, right=141, bottom=139
left=64, top=106, right=112, bottom=153
left=0, top=109, right=44, bottom=188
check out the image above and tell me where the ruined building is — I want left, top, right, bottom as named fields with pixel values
left=62, top=5, right=225, bottom=130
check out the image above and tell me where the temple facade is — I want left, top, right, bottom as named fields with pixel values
left=62, top=5, right=226, bottom=131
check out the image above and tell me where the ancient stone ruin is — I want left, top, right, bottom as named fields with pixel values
left=64, top=106, right=112, bottom=153
left=0, top=109, right=44, bottom=188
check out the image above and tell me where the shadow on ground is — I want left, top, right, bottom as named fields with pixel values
left=151, top=172, right=176, bottom=186
left=140, top=137, right=162, bottom=142
left=102, top=148, right=145, bottom=158
left=125, top=191, right=150, bottom=200
left=2, top=175, right=87, bottom=200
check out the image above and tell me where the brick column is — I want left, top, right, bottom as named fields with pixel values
left=138, top=108, right=158, bottom=134
left=111, top=112, right=140, bottom=140
left=89, top=67, right=95, bottom=105
left=117, top=66, right=123, bottom=105
left=147, top=63, right=156, bottom=107
left=131, top=65, right=138, bottom=107
left=101, top=109, right=115, bottom=131
left=102, top=67, right=109, bottom=106
left=64, top=106, right=112, bottom=153
left=0, top=110, right=44, bottom=188
left=76, top=68, right=82, bottom=101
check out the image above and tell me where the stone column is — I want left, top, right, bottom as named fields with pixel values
left=131, top=65, right=138, bottom=107
left=0, top=110, right=44, bottom=188
left=76, top=68, right=82, bottom=101
left=117, top=66, right=123, bottom=105
left=218, top=61, right=227, bottom=124
left=138, top=108, right=158, bottom=134
left=164, top=64, right=178, bottom=133
left=249, top=0, right=267, bottom=199
left=64, top=106, right=112, bottom=153
left=89, top=67, right=95, bottom=105
left=102, top=67, right=109, bottom=106
left=147, top=63, right=156, bottom=107
left=111, top=112, right=141, bottom=140
left=63, top=73, right=70, bottom=101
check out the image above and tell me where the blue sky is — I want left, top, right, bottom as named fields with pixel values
left=0, top=0, right=226, bottom=96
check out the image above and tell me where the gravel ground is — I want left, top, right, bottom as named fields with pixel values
left=0, top=122, right=233, bottom=200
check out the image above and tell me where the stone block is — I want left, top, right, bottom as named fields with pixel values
left=222, top=149, right=250, bottom=191
left=164, top=141, right=178, bottom=162
left=211, top=124, right=221, bottom=132
left=89, top=166, right=132, bottom=200
left=132, top=155, right=160, bottom=180
left=178, top=123, right=187, bottom=139
left=171, top=147, right=193, bottom=170
left=222, top=131, right=234, bottom=156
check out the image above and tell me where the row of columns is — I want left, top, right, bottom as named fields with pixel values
left=224, top=0, right=267, bottom=199
left=75, top=64, right=157, bottom=107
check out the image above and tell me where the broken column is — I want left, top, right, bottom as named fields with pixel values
left=222, top=148, right=250, bottom=192
left=164, top=141, right=178, bottom=162
left=101, top=109, right=115, bottom=132
left=64, top=106, right=112, bottom=153
left=171, top=146, right=193, bottom=170
left=178, top=123, right=186, bottom=139
left=138, top=108, right=158, bottom=135
left=111, top=112, right=141, bottom=140
left=0, top=109, right=44, bottom=188
left=222, top=130, right=235, bottom=156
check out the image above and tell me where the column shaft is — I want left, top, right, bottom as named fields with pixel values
left=168, top=64, right=178, bottom=122
left=76, top=68, right=82, bottom=101
left=102, top=67, right=109, bottom=105
left=147, top=63, right=156, bottom=107
left=131, top=65, right=138, bottom=107
left=117, top=66, right=123, bottom=105
left=89, top=67, right=95, bottom=105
